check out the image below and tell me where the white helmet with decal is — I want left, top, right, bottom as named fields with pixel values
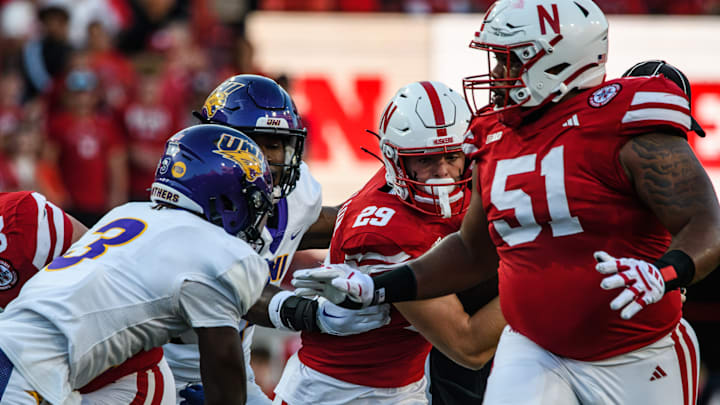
left=463, top=0, right=608, bottom=115
left=379, top=81, right=472, bottom=218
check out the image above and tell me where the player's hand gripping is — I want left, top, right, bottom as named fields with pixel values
left=292, top=264, right=376, bottom=309
left=316, top=297, right=391, bottom=336
left=594, top=251, right=667, bottom=320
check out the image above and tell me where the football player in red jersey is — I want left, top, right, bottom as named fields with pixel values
left=0, top=191, right=86, bottom=310
left=293, top=1, right=720, bottom=404
left=276, top=80, right=505, bottom=405
left=0, top=191, right=174, bottom=403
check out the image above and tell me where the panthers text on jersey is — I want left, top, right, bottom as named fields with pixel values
left=298, top=167, right=468, bottom=388
left=466, top=75, right=690, bottom=361
left=0, top=191, right=74, bottom=309
left=163, top=162, right=322, bottom=394
left=0, top=202, right=268, bottom=404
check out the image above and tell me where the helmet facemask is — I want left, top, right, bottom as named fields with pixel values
left=206, top=187, right=273, bottom=252
left=384, top=142, right=471, bottom=218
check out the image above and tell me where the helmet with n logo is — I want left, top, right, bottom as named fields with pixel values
left=151, top=124, right=274, bottom=246
left=379, top=81, right=472, bottom=218
left=463, top=0, right=608, bottom=115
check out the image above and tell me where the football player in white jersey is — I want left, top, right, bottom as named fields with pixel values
left=0, top=124, right=274, bottom=405
left=166, top=75, right=390, bottom=405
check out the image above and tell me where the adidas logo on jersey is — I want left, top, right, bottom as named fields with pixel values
left=649, top=365, right=667, bottom=381
left=562, top=114, right=580, bottom=128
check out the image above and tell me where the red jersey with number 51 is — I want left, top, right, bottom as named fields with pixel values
left=467, top=76, right=691, bottom=361
left=0, top=191, right=74, bottom=308
left=299, top=167, right=468, bottom=387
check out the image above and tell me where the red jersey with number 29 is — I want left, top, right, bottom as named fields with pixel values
left=0, top=191, right=74, bottom=309
left=299, top=168, right=467, bottom=387
left=467, top=76, right=691, bottom=361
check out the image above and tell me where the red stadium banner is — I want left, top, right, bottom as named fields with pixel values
left=688, top=82, right=720, bottom=168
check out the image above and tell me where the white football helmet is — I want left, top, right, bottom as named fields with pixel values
left=463, top=0, right=608, bottom=115
left=379, top=81, right=472, bottom=218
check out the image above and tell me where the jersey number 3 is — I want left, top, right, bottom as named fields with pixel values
left=46, top=218, right=147, bottom=270
left=491, top=145, right=583, bottom=246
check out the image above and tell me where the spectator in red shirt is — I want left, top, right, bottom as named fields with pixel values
left=87, top=20, right=137, bottom=115
left=45, top=68, right=128, bottom=227
left=123, top=70, right=179, bottom=201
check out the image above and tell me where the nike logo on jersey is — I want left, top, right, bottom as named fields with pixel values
left=322, top=308, right=343, bottom=319
left=562, top=114, right=580, bottom=128
left=649, top=365, right=667, bottom=381
left=486, top=131, right=503, bottom=144
left=290, top=229, right=303, bottom=240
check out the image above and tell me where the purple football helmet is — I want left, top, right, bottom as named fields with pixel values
left=197, top=74, right=306, bottom=199
left=151, top=124, right=274, bottom=246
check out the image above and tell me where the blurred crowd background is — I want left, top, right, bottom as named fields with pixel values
left=1, top=0, right=720, bottom=402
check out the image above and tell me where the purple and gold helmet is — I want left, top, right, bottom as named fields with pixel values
left=198, top=74, right=306, bottom=199
left=151, top=124, right=274, bottom=246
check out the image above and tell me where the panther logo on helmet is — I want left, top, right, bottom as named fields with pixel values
left=203, top=82, right=246, bottom=119
left=213, top=133, right=264, bottom=182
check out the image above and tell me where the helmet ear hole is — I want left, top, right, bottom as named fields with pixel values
left=545, top=63, right=570, bottom=75
left=207, top=197, right=221, bottom=224
left=220, top=195, right=235, bottom=211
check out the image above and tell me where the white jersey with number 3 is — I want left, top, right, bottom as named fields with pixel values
left=0, top=202, right=268, bottom=405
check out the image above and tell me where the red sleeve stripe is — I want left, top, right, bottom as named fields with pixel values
left=621, top=108, right=691, bottom=130
left=30, top=192, right=51, bottom=270
left=344, top=250, right=412, bottom=274
left=345, top=251, right=411, bottom=265
left=630, top=91, right=689, bottom=110
left=44, top=204, right=57, bottom=268
left=46, top=201, right=68, bottom=259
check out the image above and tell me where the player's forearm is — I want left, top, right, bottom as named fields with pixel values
left=397, top=296, right=503, bottom=369
left=666, top=214, right=720, bottom=284
left=243, top=284, right=283, bottom=327
left=411, top=231, right=498, bottom=299
left=298, top=205, right=339, bottom=250
left=197, top=328, right=247, bottom=405
left=621, top=134, right=720, bottom=286
left=247, top=286, right=325, bottom=333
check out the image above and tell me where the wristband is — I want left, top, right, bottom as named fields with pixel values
left=372, top=264, right=418, bottom=304
left=654, top=250, right=695, bottom=292
left=268, top=290, right=320, bottom=332
left=268, top=290, right=294, bottom=331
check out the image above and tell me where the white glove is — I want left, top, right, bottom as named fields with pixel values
left=594, top=251, right=666, bottom=320
left=316, top=298, right=391, bottom=336
left=292, top=264, right=376, bottom=308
